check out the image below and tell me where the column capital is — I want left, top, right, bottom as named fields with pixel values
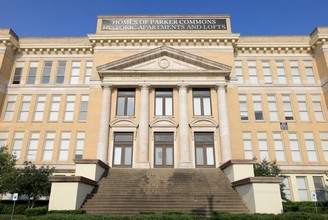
left=177, top=83, right=189, bottom=89
left=139, top=83, right=151, bottom=89
left=216, top=83, right=228, bottom=89
left=101, top=84, right=112, bottom=89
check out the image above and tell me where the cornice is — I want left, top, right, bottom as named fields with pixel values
left=0, top=29, right=19, bottom=52
left=234, top=44, right=312, bottom=55
left=16, top=46, right=93, bottom=55
left=88, top=33, right=240, bottom=47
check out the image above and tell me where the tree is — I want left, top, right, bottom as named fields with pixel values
left=14, top=161, right=54, bottom=208
left=0, top=146, right=17, bottom=194
left=253, top=159, right=288, bottom=201
left=0, top=147, right=54, bottom=208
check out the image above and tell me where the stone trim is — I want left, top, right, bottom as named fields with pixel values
left=74, top=159, right=110, bottom=170
left=232, top=177, right=284, bottom=188
left=49, top=176, right=97, bottom=186
left=219, top=159, right=256, bottom=170
left=54, top=169, right=75, bottom=174
left=282, top=170, right=327, bottom=175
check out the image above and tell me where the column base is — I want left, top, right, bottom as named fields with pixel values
left=178, top=162, right=194, bottom=168
left=135, top=162, right=151, bottom=168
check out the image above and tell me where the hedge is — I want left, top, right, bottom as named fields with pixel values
left=25, top=211, right=328, bottom=220
left=283, top=201, right=328, bottom=214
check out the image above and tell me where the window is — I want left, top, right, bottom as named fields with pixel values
left=18, top=95, right=32, bottom=121
left=235, top=61, right=243, bottom=83
left=12, top=132, right=24, bottom=159
left=3, top=95, right=17, bottom=121
left=280, top=122, right=288, bottom=130
left=304, top=61, right=315, bottom=84
left=154, top=132, right=174, bottom=167
left=56, top=61, right=66, bottom=84
left=253, top=95, right=263, bottom=120
left=116, top=89, right=135, bottom=116
left=27, top=62, right=38, bottom=84
left=84, top=61, right=92, bottom=84
left=296, top=177, right=309, bottom=201
left=34, top=95, right=46, bottom=121
left=248, top=61, right=258, bottom=83
left=43, top=132, right=55, bottom=161
left=243, top=132, right=253, bottom=159
left=288, top=132, right=301, bottom=161
left=276, top=61, right=287, bottom=84
left=239, top=95, right=248, bottom=121
left=59, top=132, right=71, bottom=160
left=79, top=95, right=89, bottom=121
left=297, top=95, right=309, bottom=121
left=194, top=132, right=215, bottom=167
left=283, top=177, right=292, bottom=200
left=41, top=61, right=52, bottom=84
left=193, top=89, right=211, bottom=116
left=70, top=61, right=80, bottom=84
left=273, top=132, right=285, bottom=161
left=313, top=177, right=326, bottom=201
left=75, top=132, right=85, bottom=159
left=290, top=61, right=301, bottom=84
left=258, top=132, right=269, bottom=160
left=0, top=132, right=8, bottom=147
left=262, top=61, right=272, bottom=84
left=282, top=95, right=294, bottom=120
left=26, top=132, right=40, bottom=161
left=304, top=132, right=318, bottom=161
left=49, top=95, right=61, bottom=121
left=155, top=89, right=173, bottom=116
left=267, top=95, right=278, bottom=121
left=312, top=95, right=325, bottom=121
left=319, top=132, right=328, bottom=161
left=113, top=133, right=133, bottom=167
left=13, top=64, right=23, bottom=84
left=64, top=95, right=75, bottom=121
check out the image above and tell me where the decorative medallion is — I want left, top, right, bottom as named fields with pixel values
left=159, top=58, right=170, bottom=69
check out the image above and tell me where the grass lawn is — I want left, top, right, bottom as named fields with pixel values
left=0, top=214, right=26, bottom=219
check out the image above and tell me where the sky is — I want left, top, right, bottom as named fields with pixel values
left=0, top=0, right=328, bottom=37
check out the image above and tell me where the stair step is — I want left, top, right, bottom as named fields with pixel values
left=82, top=168, right=249, bottom=215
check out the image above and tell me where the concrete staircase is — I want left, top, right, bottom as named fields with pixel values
left=82, top=168, right=249, bottom=216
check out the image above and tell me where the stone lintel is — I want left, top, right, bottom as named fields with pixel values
left=49, top=176, right=97, bottom=186
left=219, top=159, right=256, bottom=170
left=232, top=177, right=284, bottom=188
left=74, top=159, right=110, bottom=170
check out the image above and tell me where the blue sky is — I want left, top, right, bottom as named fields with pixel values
left=0, top=0, right=328, bottom=37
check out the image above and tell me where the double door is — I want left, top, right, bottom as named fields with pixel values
left=195, top=132, right=215, bottom=167
left=154, top=132, right=174, bottom=168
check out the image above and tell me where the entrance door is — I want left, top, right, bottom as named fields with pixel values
left=194, top=132, right=215, bottom=167
left=113, top=132, right=133, bottom=167
left=154, top=132, right=174, bottom=168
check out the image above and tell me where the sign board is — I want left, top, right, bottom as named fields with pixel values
left=311, top=191, right=317, bottom=201
left=12, top=193, right=18, bottom=201
left=101, top=18, right=227, bottom=31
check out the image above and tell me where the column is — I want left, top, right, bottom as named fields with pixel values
left=217, top=83, right=232, bottom=162
left=96, top=85, right=111, bottom=162
left=178, top=84, right=192, bottom=168
left=137, top=84, right=150, bottom=168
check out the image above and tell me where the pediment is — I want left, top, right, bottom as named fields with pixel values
left=97, top=46, right=231, bottom=75
left=110, top=119, right=137, bottom=128
left=190, top=118, right=218, bottom=128
left=150, top=118, right=178, bottom=128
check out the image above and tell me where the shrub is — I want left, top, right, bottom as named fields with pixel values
left=0, top=203, right=28, bottom=215
left=24, top=206, right=48, bottom=216
left=283, top=201, right=328, bottom=214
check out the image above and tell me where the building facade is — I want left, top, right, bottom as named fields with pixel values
left=0, top=15, right=328, bottom=202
